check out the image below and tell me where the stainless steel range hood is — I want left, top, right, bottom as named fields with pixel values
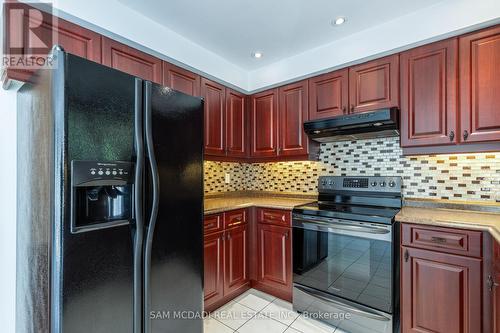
left=303, top=107, right=399, bottom=142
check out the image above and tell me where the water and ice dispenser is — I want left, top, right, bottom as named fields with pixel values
left=71, top=160, right=134, bottom=233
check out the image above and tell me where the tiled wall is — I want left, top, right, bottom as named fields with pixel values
left=204, top=137, right=500, bottom=202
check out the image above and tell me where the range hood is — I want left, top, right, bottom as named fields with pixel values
left=304, top=107, right=399, bottom=142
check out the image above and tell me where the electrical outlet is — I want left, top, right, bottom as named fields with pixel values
left=224, top=173, right=231, bottom=184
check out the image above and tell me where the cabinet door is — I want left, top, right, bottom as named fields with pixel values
left=225, top=89, right=247, bottom=158
left=204, top=231, right=224, bottom=307
left=224, top=225, right=249, bottom=295
left=400, top=39, right=458, bottom=147
left=3, top=3, right=101, bottom=84
left=494, top=242, right=500, bottom=333
left=202, top=78, right=226, bottom=156
left=162, top=62, right=200, bottom=96
left=494, top=268, right=500, bottom=333
left=349, top=55, right=399, bottom=113
left=278, top=80, right=309, bottom=156
left=257, top=224, right=292, bottom=294
left=459, top=25, right=500, bottom=143
left=102, top=37, right=162, bottom=84
left=308, top=69, right=348, bottom=120
left=250, top=89, right=279, bottom=157
left=401, top=246, right=482, bottom=333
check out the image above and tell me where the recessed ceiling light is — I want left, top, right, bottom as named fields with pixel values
left=252, top=51, right=263, bottom=59
left=332, top=17, right=346, bottom=26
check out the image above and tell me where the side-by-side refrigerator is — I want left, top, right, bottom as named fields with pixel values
left=16, top=49, right=204, bottom=333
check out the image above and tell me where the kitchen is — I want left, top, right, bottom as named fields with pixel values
left=1, top=0, right=500, bottom=332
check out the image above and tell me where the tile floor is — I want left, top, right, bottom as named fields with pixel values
left=204, top=289, right=346, bottom=333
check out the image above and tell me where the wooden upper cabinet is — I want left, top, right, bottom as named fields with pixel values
left=348, top=54, right=399, bottom=113
left=202, top=78, right=226, bottom=156
left=459, top=25, right=500, bottom=143
left=3, top=3, right=101, bottom=84
left=278, top=81, right=309, bottom=156
left=308, top=69, right=348, bottom=120
left=225, top=89, right=247, bottom=158
left=401, top=246, right=482, bottom=333
left=250, top=89, right=279, bottom=157
left=400, top=39, right=458, bottom=147
left=102, top=37, right=162, bottom=84
left=162, top=62, right=200, bottom=96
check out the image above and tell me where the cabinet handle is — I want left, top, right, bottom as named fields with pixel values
left=342, top=106, right=347, bottom=114
left=206, top=223, right=215, bottom=228
left=229, top=220, right=243, bottom=227
left=448, top=131, right=455, bottom=141
left=488, top=275, right=499, bottom=291
left=277, top=147, right=282, bottom=154
left=431, top=236, right=447, bottom=244
left=463, top=130, right=469, bottom=141
left=350, top=104, right=355, bottom=113
left=285, top=231, right=289, bottom=239
left=227, top=232, right=231, bottom=240
left=404, top=249, right=409, bottom=262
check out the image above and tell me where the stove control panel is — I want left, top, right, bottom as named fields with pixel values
left=319, top=176, right=401, bottom=193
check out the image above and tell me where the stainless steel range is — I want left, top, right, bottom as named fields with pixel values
left=292, top=176, right=402, bottom=333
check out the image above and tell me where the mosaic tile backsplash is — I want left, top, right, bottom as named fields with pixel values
left=204, top=137, right=500, bottom=202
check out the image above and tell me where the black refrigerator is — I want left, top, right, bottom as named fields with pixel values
left=16, top=49, right=204, bottom=333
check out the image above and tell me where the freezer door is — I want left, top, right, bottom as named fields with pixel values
left=54, top=53, right=141, bottom=333
left=143, top=81, right=204, bottom=333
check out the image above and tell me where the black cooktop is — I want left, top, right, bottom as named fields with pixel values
left=293, top=201, right=400, bottom=225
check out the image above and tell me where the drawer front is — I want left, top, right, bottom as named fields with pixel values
left=256, top=208, right=291, bottom=227
left=223, top=209, right=247, bottom=229
left=402, top=223, right=482, bottom=257
left=204, top=214, right=223, bottom=234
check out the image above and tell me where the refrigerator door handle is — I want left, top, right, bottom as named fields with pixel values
left=133, top=78, right=144, bottom=333
left=143, top=81, right=160, bottom=333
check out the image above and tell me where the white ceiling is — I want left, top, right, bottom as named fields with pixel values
left=117, top=0, right=444, bottom=71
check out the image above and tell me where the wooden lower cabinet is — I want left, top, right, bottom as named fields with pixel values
left=493, top=241, right=500, bottom=333
left=203, top=231, right=224, bottom=308
left=204, top=212, right=249, bottom=311
left=224, top=225, right=248, bottom=295
left=256, top=223, right=292, bottom=301
left=401, top=246, right=482, bottom=333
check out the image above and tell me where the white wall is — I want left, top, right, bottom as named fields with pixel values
left=0, top=87, right=18, bottom=333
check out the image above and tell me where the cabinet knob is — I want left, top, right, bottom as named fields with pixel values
left=350, top=104, right=355, bottom=113
left=227, top=232, right=231, bottom=240
left=342, top=106, right=347, bottom=114
left=448, top=131, right=455, bottom=141
left=463, top=130, right=469, bottom=141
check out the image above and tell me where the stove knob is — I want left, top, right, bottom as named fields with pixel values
left=389, top=181, right=396, bottom=187
left=371, top=181, right=377, bottom=187
left=321, top=180, right=327, bottom=185
left=380, top=181, right=386, bottom=187
left=328, top=180, right=334, bottom=186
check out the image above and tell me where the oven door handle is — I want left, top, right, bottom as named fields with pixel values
left=293, top=217, right=390, bottom=235
left=295, top=285, right=391, bottom=322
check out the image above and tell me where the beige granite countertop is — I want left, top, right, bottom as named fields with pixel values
left=204, top=192, right=315, bottom=215
left=396, top=206, right=500, bottom=243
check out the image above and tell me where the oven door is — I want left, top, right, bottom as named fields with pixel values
left=292, top=214, right=393, bottom=315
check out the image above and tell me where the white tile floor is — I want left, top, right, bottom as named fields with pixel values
left=204, top=289, right=346, bottom=333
